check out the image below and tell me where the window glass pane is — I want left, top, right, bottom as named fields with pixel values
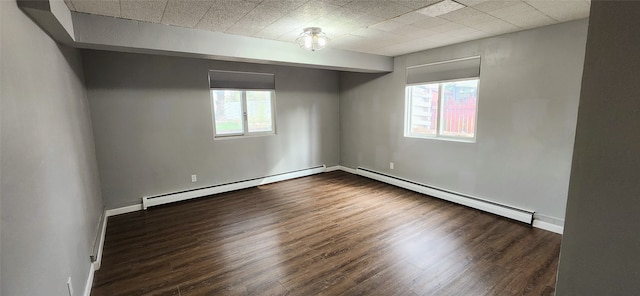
left=440, top=80, right=478, bottom=138
left=408, top=84, right=439, bottom=136
left=246, top=91, right=273, bottom=133
left=212, top=90, right=243, bottom=135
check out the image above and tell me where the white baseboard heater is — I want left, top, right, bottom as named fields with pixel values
left=355, top=167, right=534, bottom=224
left=142, top=165, right=327, bottom=209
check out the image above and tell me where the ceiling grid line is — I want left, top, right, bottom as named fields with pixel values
left=66, top=0, right=590, bottom=57
left=193, top=0, right=218, bottom=29
left=159, top=0, right=169, bottom=24
left=523, top=1, right=561, bottom=22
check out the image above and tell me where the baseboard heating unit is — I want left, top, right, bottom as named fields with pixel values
left=355, top=167, right=534, bottom=224
left=142, top=165, right=327, bottom=209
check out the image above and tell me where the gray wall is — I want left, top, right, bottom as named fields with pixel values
left=339, top=20, right=588, bottom=224
left=83, top=50, right=340, bottom=208
left=556, top=2, right=640, bottom=294
left=1, top=0, right=104, bottom=295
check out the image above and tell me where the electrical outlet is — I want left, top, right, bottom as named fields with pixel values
left=67, top=277, right=74, bottom=296
left=191, top=174, right=197, bottom=182
left=390, top=162, right=394, bottom=170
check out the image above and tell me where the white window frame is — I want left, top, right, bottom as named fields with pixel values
left=210, top=89, right=277, bottom=139
left=404, top=77, right=480, bottom=143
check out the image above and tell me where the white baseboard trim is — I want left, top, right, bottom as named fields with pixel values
left=339, top=166, right=565, bottom=234
left=84, top=209, right=109, bottom=296
left=324, top=165, right=341, bottom=172
left=105, top=204, right=143, bottom=217
left=110, top=165, right=341, bottom=215
left=532, top=219, right=564, bottom=234
left=92, top=212, right=108, bottom=270
left=142, top=165, right=327, bottom=209
left=325, top=165, right=357, bottom=174
left=84, top=262, right=96, bottom=296
left=354, top=167, right=535, bottom=225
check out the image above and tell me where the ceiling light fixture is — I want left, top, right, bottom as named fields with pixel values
left=416, top=0, right=466, bottom=17
left=296, top=27, right=330, bottom=51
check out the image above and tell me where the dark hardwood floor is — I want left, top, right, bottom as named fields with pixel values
left=92, top=171, right=561, bottom=296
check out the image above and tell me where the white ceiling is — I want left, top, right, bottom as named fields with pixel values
left=64, top=0, right=590, bottom=57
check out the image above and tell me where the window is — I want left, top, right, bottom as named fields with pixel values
left=405, top=57, right=480, bottom=142
left=405, top=79, right=479, bottom=141
left=209, top=70, right=276, bottom=138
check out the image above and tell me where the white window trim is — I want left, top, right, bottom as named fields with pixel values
left=404, top=77, right=480, bottom=143
left=210, top=89, right=277, bottom=139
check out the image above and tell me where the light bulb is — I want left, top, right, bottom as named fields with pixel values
left=304, top=36, right=313, bottom=49
left=317, top=37, right=327, bottom=47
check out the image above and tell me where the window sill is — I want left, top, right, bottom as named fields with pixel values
left=404, top=134, right=476, bottom=143
left=214, top=132, right=276, bottom=140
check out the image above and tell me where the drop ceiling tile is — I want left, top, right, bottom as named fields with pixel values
left=312, top=18, right=360, bottom=36
left=121, top=0, right=167, bottom=23
left=371, top=21, right=434, bottom=38
left=444, top=35, right=475, bottom=45
left=261, top=0, right=308, bottom=13
left=412, top=16, right=449, bottom=29
left=471, top=0, right=520, bottom=13
left=330, top=33, right=366, bottom=45
left=161, top=0, right=213, bottom=27
left=318, top=0, right=353, bottom=6
left=351, top=28, right=412, bottom=47
left=462, top=30, right=491, bottom=40
left=439, top=7, right=482, bottom=22
left=226, top=2, right=295, bottom=36
left=442, top=8, right=499, bottom=26
left=357, top=37, right=412, bottom=51
left=525, top=0, right=590, bottom=22
left=320, top=6, right=366, bottom=23
left=343, top=0, right=414, bottom=19
left=486, top=2, right=533, bottom=20
left=195, top=0, right=257, bottom=32
left=288, top=0, right=342, bottom=23
left=391, top=12, right=431, bottom=24
left=350, top=27, right=387, bottom=38
left=426, top=21, right=465, bottom=33
left=447, top=26, right=485, bottom=37
left=262, top=16, right=308, bottom=32
left=473, top=19, right=519, bottom=34
left=499, top=9, right=557, bottom=28
left=334, top=43, right=369, bottom=53
left=396, top=26, right=437, bottom=38
left=392, top=0, right=442, bottom=10
left=347, top=13, right=385, bottom=27
left=416, top=0, right=466, bottom=17
left=286, top=12, right=321, bottom=25
left=424, top=32, right=469, bottom=44
left=371, top=20, right=406, bottom=32
left=361, top=36, right=412, bottom=48
left=455, top=0, right=489, bottom=6
left=71, top=0, right=120, bottom=17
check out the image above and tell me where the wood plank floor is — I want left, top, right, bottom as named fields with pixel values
left=92, top=171, right=561, bottom=296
